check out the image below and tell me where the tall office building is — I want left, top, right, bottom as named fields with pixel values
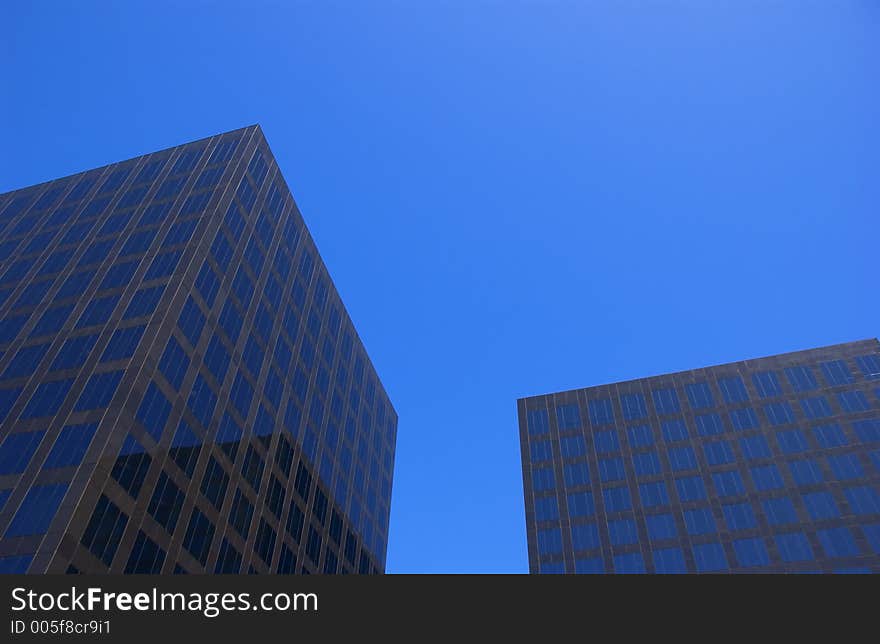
left=518, top=339, right=880, bottom=573
left=0, top=125, right=397, bottom=574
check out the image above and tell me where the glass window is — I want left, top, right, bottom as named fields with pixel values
left=74, top=370, right=123, bottom=410
left=668, top=446, right=697, bottom=472
left=812, top=423, right=847, bottom=448
left=177, top=297, right=205, bottom=348
left=144, top=250, right=181, bottom=280
left=555, top=403, right=581, bottom=430
left=534, top=496, right=559, bottom=522
left=0, top=430, right=46, bottom=474
left=717, top=375, right=749, bottom=403
left=844, top=486, right=880, bottom=515
left=675, top=475, right=707, bottom=502
left=101, top=325, right=145, bottom=362
left=20, top=378, right=74, bottom=418
left=653, top=548, right=687, bottom=574
left=182, top=507, right=215, bottom=567
left=729, top=407, right=759, bottom=431
left=703, top=440, right=734, bottom=466
left=539, top=561, right=564, bottom=574
left=195, top=262, right=220, bottom=308
left=632, top=451, right=662, bottom=476
left=30, top=304, right=75, bottom=337
left=158, top=336, right=189, bottom=390
left=627, top=424, right=654, bottom=448
left=595, top=429, right=620, bottom=453
left=597, top=457, right=625, bottom=483
left=855, top=354, right=880, bottom=380
left=4, top=483, right=68, bottom=537
left=684, top=508, right=716, bottom=536
left=712, top=470, right=745, bottom=497
left=646, top=513, right=677, bottom=541
left=854, top=418, right=880, bottom=443
left=723, top=502, right=757, bottom=531
left=751, top=464, right=784, bottom=491
left=76, top=294, right=120, bottom=328
left=613, top=552, right=645, bottom=574
left=817, top=527, right=859, bottom=559
left=565, top=461, right=591, bottom=487
left=3, top=343, right=50, bottom=378
left=788, top=459, right=824, bottom=486
left=775, top=532, right=814, bottom=562
left=123, top=285, right=165, bottom=319
left=733, top=537, right=770, bottom=568
left=739, top=435, right=771, bottom=460
left=559, top=435, right=586, bottom=458
left=608, top=518, right=639, bottom=545
left=588, top=398, right=614, bottom=425
left=692, top=542, right=728, bottom=572
left=43, top=423, right=98, bottom=469
left=619, top=392, right=647, bottom=420
left=537, top=527, right=563, bottom=555
left=661, top=419, right=688, bottom=442
left=820, top=360, right=854, bottom=386
left=567, top=491, right=595, bottom=518
left=638, top=480, right=669, bottom=508
left=837, top=390, right=871, bottom=413
left=531, top=466, right=555, bottom=492
left=762, top=497, right=798, bottom=525
left=685, top=382, right=714, bottom=409
left=776, top=428, right=809, bottom=454
left=827, top=454, right=864, bottom=480
left=218, top=300, right=243, bottom=344
left=530, top=440, right=553, bottom=463
left=651, top=387, right=680, bottom=414
left=603, top=486, right=632, bottom=512
left=800, top=396, right=833, bottom=419
left=785, top=366, right=818, bottom=392
left=752, top=371, right=782, bottom=398
left=764, top=402, right=795, bottom=426
left=571, top=523, right=600, bottom=551
left=187, top=374, right=217, bottom=429
left=136, top=382, right=171, bottom=442
left=802, top=491, right=840, bottom=521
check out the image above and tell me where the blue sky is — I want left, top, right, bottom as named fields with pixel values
left=2, top=2, right=877, bottom=573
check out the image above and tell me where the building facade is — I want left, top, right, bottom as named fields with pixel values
left=0, top=125, right=397, bottom=574
left=518, top=339, right=880, bottom=573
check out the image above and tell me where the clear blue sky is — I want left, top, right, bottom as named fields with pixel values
left=2, top=2, right=877, bottom=573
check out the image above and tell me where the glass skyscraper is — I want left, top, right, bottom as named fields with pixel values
left=0, top=125, right=397, bottom=574
left=518, top=339, right=880, bottom=573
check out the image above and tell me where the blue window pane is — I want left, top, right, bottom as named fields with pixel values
left=820, top=360, right=854, bottom=386
left=703, top=440, right=734, bottom=466
left=775, top=532, right=814, bottom=562
left=195, top=262, right=220, bottom=308
left=3, top=343, right=50, bottom=378
left=733, top=538, right=770, bottom=568
left=685, top=382, right=714, bottom=409
left=608, top=518, right=638, bottom=545
left=646, top=513, right=678, bottom=541
left=560, top=461, right=589, bottom=488
left=21, top=378, right=73, bottom=418
left=854, top=419, right=880, bottom=443
left=136, top=382, right=171, bottom=442
left=51, top=334, right=98, bottom=370
left=575, top=557, right=604, bottom=573
left=695, top=412, right=724, bottom=436
left=567, top=492, right=595, bottom=518
left=712, top=470, right=745, bottom=497
left=802, top=491, right=840, bottom=521
left=653, top=547, right=687, bottom=573
left=784, top=366, right=819, bottom=392
left=588, top=398, right=614, bottom=425
left=668, top=446, right=697, bottom=471
left=844, top=486, right=880, bottom=515
left=675, top=475, right=707, bottom=501
left=177, top=297, right=206, bottom=348
left=752, top=371, right=782, bottom=398
left=530, top=439, right=553, bottom=462
left=632, top=451, right=662, bottom=476
left=838, top=391, right=871, bottom=413
left=788, top=459, right=824, bottom=486
left=800, top=396, right=833, bottom=419
left=0, top=555, right=32, bottom=574
left=661, top=419, right=688, bottom=442
left=692, top=542, right=728, bottom=572
left=776, top=429, right=809, bottom=454
left=76, top=294, right=120, bottom=328
left=0, top=430, right=46, bottom=474
left=144, top=250, right=181, bottom=280
left=158, top=336, right=190, bottom=390
left=123, top=285, right=165, bottom=319
left=559, top=435, right=586, bottom=458
left=4, top=483, right=68, bottom=537
left=762, top=497, right=799, bottom=525
left=74, top=370, right=123, bottom=411
left=556, top=403, right=581, bottom=430
left=626, top=424, right=654, bottom=448
left=101, top=325, right=145, bottom=362
left=537, top=527, right=563, bottom=555
left=532, top=467, right=555, bottom=492
left=717, top=375, right=749, bottom=403
left=764, top=402, right=795, bottom=426
left=684, top=508, right=717, bottom=536
left=571, top=523, right=600, bottom=551
left=42, top=423, right=98, bottom=468
left=813, top=423, right=847, bottom=448
left=739, top=435, right=771, bottom=460
left=827, top=454, right=864, bottom=480
left=751, top=464, right=784, bottom=491
left=99, top=261, right=139, bottom=290
left=855, top=354, right=880, bottom=380
left=817, top=527, right=859, bottom=557
left=599, top=458, right=626, bottom=482
left=539, top=561, right=564, bottom=574
left=120, top=229, right=156, bottom=256
left=638, top=480, right=669, bottom=508
left=863, top=524, right=880, bottom=554
left=723, top=502, right=758, bottom=531
left=603, top=486, right=632, bottom=512
left=30, top=304, right=74, bottom=337
left=729, top=407, right=759, bottom=431
left=534, top=496, right=559, bottom=522
left=186, top=375, right=215, bottom=428
left=652, top=387, right=680, bottom=414
left=595, top=430, right=620, bottom=454
left=218, top=300, right=243, bottom=344
left=613, top=552, right=646, bottom=574
left=204, top=336, right=230, bottom=383
left=619, top=392, right=647, bottom=420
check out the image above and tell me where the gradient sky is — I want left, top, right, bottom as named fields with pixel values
left=2, top=2, right=878, bottom=573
